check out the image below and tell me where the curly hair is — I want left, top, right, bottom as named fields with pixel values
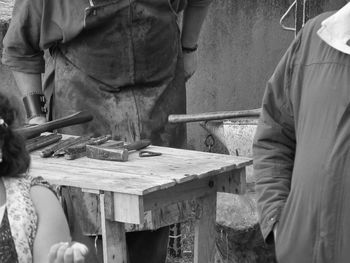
left=0, top=93, right=30, bottom=177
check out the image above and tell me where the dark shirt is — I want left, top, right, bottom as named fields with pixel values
left=2, top=0, right=212, bottom=74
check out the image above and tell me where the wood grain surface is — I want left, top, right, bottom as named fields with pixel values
left=30, top=139, right=252, bottom=196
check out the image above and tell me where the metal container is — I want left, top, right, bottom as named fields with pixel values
left=202, top=118, right=275, bottom=263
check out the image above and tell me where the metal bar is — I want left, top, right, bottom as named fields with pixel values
left=295, top=0, right=306, bottom=36
left=279, top=1, right=296, bottom=32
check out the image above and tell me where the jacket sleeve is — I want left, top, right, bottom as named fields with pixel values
left=2, top=0, right=84, bottom=74
left=253, top=32, right=302, bottom=243
left=2, top=0, right=46, bottom=73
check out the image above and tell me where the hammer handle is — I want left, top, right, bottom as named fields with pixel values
left=168, top=108, right=261, bottom=123
left=17, top=111, right=93, bottom=139
left=124, top=139, right=151, bottom=151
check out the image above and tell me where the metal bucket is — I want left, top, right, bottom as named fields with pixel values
left=201, top=118, right=276, bottom=263
left=201, top=118, right=258, bottom=186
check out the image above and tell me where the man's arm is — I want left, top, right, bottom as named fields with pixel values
left=181, top=1, right=212, bottom=49
left=12, top=71, right=46, bottom=124
left=2, top=0, right=48, bottom=124
left=253, top=32, right=302, bottom=243
left=181, top=0, right=212, bottom=80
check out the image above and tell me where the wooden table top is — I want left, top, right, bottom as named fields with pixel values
left=30, top=144, right=252, bottom=196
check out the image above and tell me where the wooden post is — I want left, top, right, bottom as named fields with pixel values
left=193, top=192, right=217, bottom=263
left=100, top=192, right=128, bottom=263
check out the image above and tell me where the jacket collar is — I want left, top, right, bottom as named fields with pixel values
left=317, top=2, right=350, bottom=55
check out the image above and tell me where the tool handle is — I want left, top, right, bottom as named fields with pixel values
left=16, top=111, right=93, bottom=139
left=124, top=139, right=151, bottom=151
left=26, top=134, right=63, bottom=152
left=64, top=135, right=112, bottom=160
left=168, top=108, right=261, bottom=123
left=40, top=137, right=77, bottom=158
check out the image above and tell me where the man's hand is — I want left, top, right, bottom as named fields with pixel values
left=48, top=242, right=88, bottom=263
left=183, top=51, right=198, bottom=82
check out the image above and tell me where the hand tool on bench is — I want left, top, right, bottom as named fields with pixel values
left=16, top=111, right=93, bottom=140
left=86, top=139, right=151, bottom=162
left=40, top=135, right=92, bottom=158
left=26, top=133, right=63, bottom=152
left=53, top=135, right=93, bottom=157
left=139, top=150, right=162, bottom=157
left=64, top=134, right=112, bottom=160
left=168, top=108, right=261, bottom=123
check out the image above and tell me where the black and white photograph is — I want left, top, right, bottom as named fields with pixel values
left=0, top=0, right=349, bottom=262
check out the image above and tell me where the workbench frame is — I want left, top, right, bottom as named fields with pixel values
left=77, top=168, right=246, bottom=263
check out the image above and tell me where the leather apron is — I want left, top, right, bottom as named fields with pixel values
left=45, top=0, right=186, bottom=147
left=43, top=1, right=186, bottom=262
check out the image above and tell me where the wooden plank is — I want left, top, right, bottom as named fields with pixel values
left=77, top=173, right=224, bottom=234
left=100, top=193, right=128, bottom=263
left=216, top=168, right=246, bottom=194
left=82, top=199, right=202, bottom=234
left=77, top=169, right=237, bottom=233
left=30, top=161, right=177, bottom=195
left=193, top=193, right=217, bottom=263
left=31, top=150, right=250, bottom=180
left=125, top=200, right=202, bottom=231
left=30, top=144, right=251, bottom=195
left=82, top=188, right=100, bottom=194
left=79, top=201, right=209, bottom=234
left=112, top=193, right=144, bottom=225
left=143, top=175, right=219, bottom=211
left=33, top=133, right=251, bottom=167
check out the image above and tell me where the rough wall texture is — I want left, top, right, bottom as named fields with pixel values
left=0, top=0, right=347, bottom=148
left=186, top=0, right=347, bottom=152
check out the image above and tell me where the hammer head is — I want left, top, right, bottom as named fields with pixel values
left=86, top=144, right=128, bottom=162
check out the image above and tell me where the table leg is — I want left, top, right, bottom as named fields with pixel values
left=100, top=192, right=128, bottom=263
left=193, top=192, right=217, bottom=263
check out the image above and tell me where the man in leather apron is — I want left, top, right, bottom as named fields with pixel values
left=2, top=0, right=212, bottom=262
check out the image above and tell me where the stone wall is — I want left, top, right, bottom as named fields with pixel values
left=186, top=0, right=347, bottom=152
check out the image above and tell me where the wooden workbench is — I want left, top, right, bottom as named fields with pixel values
left=29, top=143, right=252, bottom=263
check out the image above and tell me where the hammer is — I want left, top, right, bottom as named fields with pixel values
left=86, top=139, right=151, bottom=162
